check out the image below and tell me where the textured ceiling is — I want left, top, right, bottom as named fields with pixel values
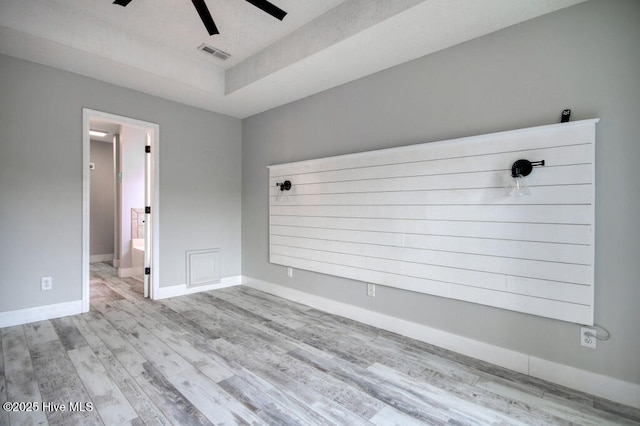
left=0, top=0, right=587, bottom=118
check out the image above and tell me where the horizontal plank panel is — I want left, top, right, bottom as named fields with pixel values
left=271, top=204, right=592, bottom=225
left=270, top=254, right=452, bottom=297
left=270, top=144, right=591, bottom=186
left=273, top=252, right=591, bottom=324
left=272, top=244, right=509, bottom=291
left=506, top=276, right=592, bottom=305
left=269, top=120, right=598, bottom=177
left=270, top=251, right=590, bottom=306
left=448, top=285, right=592, bottom=324
left=269, top=119, right=597, bottom=324
left=271, top=235, right=591, bottom=285
left=271, top=216, right=591, bottom=245
left=271, top=165, right=592, bottom=196
left=270, top=225, right=591, bottom=264
left=271, top=184, right=593, bottom=207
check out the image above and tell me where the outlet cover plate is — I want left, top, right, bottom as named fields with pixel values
left=367, top=283, right=375, bottom=297
left=41, top=276, right=53, bottom=291
left=581, top=326, right=597, bottom=348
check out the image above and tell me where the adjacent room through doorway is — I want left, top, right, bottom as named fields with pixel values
left=82, top=109, right=160, bottom=310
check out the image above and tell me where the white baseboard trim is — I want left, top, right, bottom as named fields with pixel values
left=118, top=267, right=142, bottom=278
left=241, top=276, right=640, bottom=409
left=154, top=275, right=242, bottom=300
left=0, top=300, right=83, bottom=328
left=529, top=357, right=640, bottom=410
left=90, top=253, right=114, bottom=263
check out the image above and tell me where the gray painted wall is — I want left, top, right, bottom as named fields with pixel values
left=242, top=0, right=640, bottom=384
left=0, top=53, right=242, bottom=311
left=89, top=140, right=115, bottom=257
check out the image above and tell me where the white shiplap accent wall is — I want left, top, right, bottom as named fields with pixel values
left=268, top=119, right=598, bottom=324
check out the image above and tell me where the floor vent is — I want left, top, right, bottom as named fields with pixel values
left=197, top=43, right=231, bottom=61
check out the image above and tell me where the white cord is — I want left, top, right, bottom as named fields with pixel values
left=584, top=324, right=611, bottom=341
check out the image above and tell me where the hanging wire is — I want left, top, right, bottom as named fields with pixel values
left=584, top=324, right=611, bottom=341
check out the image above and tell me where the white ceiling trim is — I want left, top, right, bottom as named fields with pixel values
left=225, top=0, right=426, bottom=95
left=0, top=0, right=587, bottom=119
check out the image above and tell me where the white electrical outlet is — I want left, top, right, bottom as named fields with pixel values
left=287, top=267, right=293, bottom=278
left=367, top=283, right=375, bottom=297
left=580, top=327, right=597, bottom=348
left=41, top=276, right=53, bottom=291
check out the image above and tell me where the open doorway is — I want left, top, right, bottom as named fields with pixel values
left=82, top=109, right=159, bottom=312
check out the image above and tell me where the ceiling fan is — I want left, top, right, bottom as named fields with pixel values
left=113, top=0, right=287, bottom=36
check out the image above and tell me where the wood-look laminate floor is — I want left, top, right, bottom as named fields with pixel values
left=1, top=263, right=639, bottom=425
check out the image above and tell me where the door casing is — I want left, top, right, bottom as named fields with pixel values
left=82, top=108, right=160, bottom=310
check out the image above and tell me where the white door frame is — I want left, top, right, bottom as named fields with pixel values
left=82, top=108, right=160, bottom=311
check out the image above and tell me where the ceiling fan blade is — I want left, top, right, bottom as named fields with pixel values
left=245, top=0, right=287, bottom=21
left=191, top=0, right=219, bottom=35
left=113, top=0, right=134, bottom=6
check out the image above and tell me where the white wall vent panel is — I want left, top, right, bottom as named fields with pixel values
left=268, top=119, right=599, bottom=325
left=186, top=249, right=221, bottom=288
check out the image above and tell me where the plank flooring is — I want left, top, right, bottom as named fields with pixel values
left=1, top=262, right=639, bottom=425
